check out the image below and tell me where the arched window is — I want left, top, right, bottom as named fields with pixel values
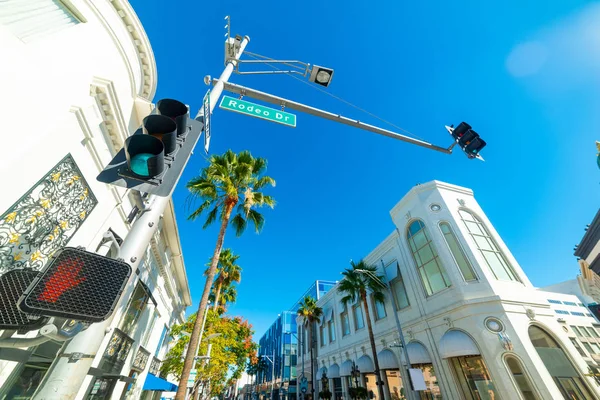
left=505, top=355, right=538, bottom=400
left=528, top=326, right=594, bottom=399
left=439, top=222, right=477, bottom=282
left=458, top=209, right=521, bottom=282
left=407, top=220, right=451, bottom=296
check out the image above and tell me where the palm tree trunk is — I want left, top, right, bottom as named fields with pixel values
left=362, top=293, right=385, bottom=400
left=309, top=323, right=317, bottom=399
left=213, top=279, right=223, bottom=311
left=176, top=200, right=237, bottom=400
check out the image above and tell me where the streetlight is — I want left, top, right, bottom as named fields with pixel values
left=351, top=361, right=361, bottom=389
left=192, top=333, right=222, bottom=400
left=320, top=371, right=330, bottom=399
left=260, top=353, right=276, bottom=400
left=355, top=268, right=416, bottom=400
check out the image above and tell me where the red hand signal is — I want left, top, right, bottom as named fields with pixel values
left=37, top=256, right=86, bottom=302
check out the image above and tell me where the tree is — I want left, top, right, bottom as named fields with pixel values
left=208, top=248, right=242, bottom=311
left=177, top=150, right=275, bottom=399
left=162, top=311, right=257, bottom=398
left=338, top=260, right=386, bottom=400
left=297, top=296, right=323, bottom=398
left=210, top=283, right=238, bottom=315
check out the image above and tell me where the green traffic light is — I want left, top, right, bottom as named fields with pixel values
left=130, top=153, right=154, bottom=177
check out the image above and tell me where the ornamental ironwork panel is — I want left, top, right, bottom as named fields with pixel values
left=101, top=328, right=134, bottom=373
left=0, top=154, right=97, bottom=274
left=149, top=357, right=161, bottom=375
left=132, top=346, right=150, bottom=371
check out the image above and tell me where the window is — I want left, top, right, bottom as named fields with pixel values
left=341, top=311, right=351, bottom=336
left=588, top=327, right=600, bottom=338
left=353, top=304, right=365, bottom=330
left=528, top=325, right=594, bottom=400
left=371, top=295, right=386, bottom=320
left=440, top=222, right=477, bottom=281
left=586, top=313, right=593, bottom=318
left=459, top=209, right=521, bottom=282
left=591, top=343, right=600, bottom=354
left=505, top=356, right=538, bottom=400
left=571, top=312, right=586, bottom=317
left=578, top=303, right=585, bottom=307
left=328, top=319, right=336, bottom=342
left=571, top=326, right=582, bottom=336
left=570, top=338, right=587, bottom=357
left=407, top=220, right=451, bottom=296
left=548, top=300, right=563, bottom=304
left=119, top=283, right=150, bottom=336
left=0, top=0, right=81, bottom=43
left=556, top=310, right=570, bottom=315
left=320, top=324, right=327, bottom=347
left=580, top=326, right=592, bottom=338
left=450, top=355, right=499, bottom=400
left=564, top=301, right=578, bottom=306
left=389, top=262, right=410, bottom=310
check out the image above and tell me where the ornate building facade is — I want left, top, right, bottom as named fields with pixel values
left=0, top=1, right=190, bottom=399
left=299, top=181, right=600, bottom=400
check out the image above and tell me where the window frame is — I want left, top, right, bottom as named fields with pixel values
left=438, top=221, right=478, bottom=282
left=370, top=294, right=387, bottom=321
left=458, top=209, right=522, bottom=283
left=387, top=261, right=410, bottom=311
left=352, top=303, right=365, bottom=330
left=328, top=319, right=336, bottom=342
left=341, top=310, right=351, bottom=337
left=503, top=354, right=540, bottom=400
left=406, top=219, right=452, bottom=297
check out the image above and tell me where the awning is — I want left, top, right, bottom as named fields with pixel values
left=317, top=367, right=328, bottom=380
left=377, top=349, right=399, bottom=370
left=357, top=355, right=374, bottom=373
left=439, top=330, right=480, bottom=359
left=340, top=360, right=354, bottom=376
left=142, top=373, right=178, bottom=392
left=328, top=363, right=340, bottom=378
left=400, top=342, right=432, bottom=365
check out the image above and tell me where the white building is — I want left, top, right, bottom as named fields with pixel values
left=298, top=181, right=600, bottom=400
left=0, top=1, right=191, bottom=399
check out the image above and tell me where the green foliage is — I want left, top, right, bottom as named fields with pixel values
left=160, top=310, right=257, bottom=396
left=348, top=387, right=369, bottom=399
left=186, top=149, right=276, bottom=236
left=319, top=389, right=332, bottom=399
left=296, top=296, right=323, bottom=325
left=338, top=260, right=386, bottom=307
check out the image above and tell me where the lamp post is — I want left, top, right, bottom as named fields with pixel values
left=320, top=371, right=329, bottom=399
left=351, top=361, right=361, bottom=389
left=355, top=268, right=416, bottom=400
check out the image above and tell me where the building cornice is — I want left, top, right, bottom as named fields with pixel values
left=575, top=209, right=600, bottom=259
left=389, top=180, right=474, bottom=218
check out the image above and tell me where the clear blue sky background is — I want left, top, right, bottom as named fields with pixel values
left=130, top=0, right=600, bottom=339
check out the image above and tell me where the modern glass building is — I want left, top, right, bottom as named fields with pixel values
left=258, top=280, right=336, bottom=400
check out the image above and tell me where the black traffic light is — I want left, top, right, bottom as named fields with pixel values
left=449, top=122, right=486, bottom=159
left=97, top=98, right=204, bottom=196
left=0, top=269, right=48, bottom=331
left=17, top=247, right=131, bottom=323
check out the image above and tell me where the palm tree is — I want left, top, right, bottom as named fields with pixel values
left=208, top=248, right=242, bottom=311
left=176, top=150, right=276, bottom=400
left=338, top=260, right=386, bottom=400
left=297, top=296, right=323, bottom=398
left=209, top=283, right=238, bottom=314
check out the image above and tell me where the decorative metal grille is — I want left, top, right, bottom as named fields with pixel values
left=102, top=328, right=134, bottom=373
left=0, top=154, right=97, bottom=274
left=132, top=346, right=150, bottom=371
left=149, top=357, right=161, bottom=375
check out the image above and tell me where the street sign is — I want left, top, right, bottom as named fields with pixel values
left=219, top=95, right=296, bottom=128
left=187, top=369, right=197, bottom=388
left=203, top=90, right=211, bottom=154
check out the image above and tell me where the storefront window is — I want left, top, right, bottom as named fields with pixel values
left=505, top=356, right=537, bottom=400
left=386, top=370, right=404, bottom=400
left=412, top=363, right=442, bottom=400
left=528, top=325, right=594, bottom=400
left=333, top=377, right=343, bottom=400
left=450, top=355, right=498, bottom=400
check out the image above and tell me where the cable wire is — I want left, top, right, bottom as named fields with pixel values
left=242, top=52, right=427, bottom=141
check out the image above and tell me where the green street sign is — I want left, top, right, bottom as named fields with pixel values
left=219, top=95, right=296, bottom=128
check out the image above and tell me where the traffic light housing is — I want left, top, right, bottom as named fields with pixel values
left=0, top=269, right=48, bottom=331
left=97, top=98, right=204, bottom=196
left=449, top=122, right=486, bottom=159
left=17, top=247, right=131, bottom=323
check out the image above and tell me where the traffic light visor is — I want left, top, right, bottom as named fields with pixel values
left=125, top=135, right=165, bottom=177
left=452, top=122, right=471, bottom=140
left=143, top=115, right=177, bottom=155
left=157, top=99, right=189, bottom=137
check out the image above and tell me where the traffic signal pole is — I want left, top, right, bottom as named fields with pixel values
left=34, top=34, right=250, bottom=400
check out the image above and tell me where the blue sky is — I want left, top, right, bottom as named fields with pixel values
left=130, top=0, right=600, bottom=339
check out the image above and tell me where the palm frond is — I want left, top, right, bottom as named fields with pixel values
left=231, top=213, right=247, bottom=237
left=187, top=199, right=213, bottom=221
left=202, top=206, right=219, bottom=229
left=254, top=176, right=276, bottom=190
left=247, top=209, right=265, bottom=233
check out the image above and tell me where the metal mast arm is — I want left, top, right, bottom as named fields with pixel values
left=213, top=80, right=452, bottom=155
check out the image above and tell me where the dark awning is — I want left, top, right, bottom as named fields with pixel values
left=142, top=373, right=178, bottom=392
